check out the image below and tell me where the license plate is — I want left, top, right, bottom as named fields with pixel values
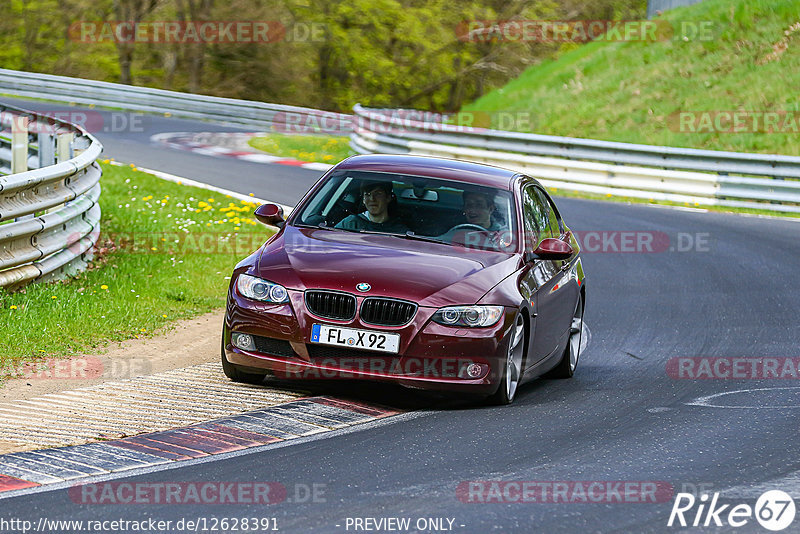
left=311, top=324, right=400, bottom=354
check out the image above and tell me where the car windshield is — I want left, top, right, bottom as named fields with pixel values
left=294, top=170, right=517, bottom=252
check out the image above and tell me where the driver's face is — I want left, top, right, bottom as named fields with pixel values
left=363, top=187, right=389, bottom=217
left=464, top=195, right=492, bottom=228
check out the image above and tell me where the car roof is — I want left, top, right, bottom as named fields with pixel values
left=335, top=154, right=518, bottom=190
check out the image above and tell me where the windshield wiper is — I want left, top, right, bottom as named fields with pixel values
left=393, top=232, right=450, bottom=245
left=294, top=223, right=335, bottom=231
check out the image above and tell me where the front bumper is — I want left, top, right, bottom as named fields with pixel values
left=223, top=288, right=515, bottom=395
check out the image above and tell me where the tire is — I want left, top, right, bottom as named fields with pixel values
left=545, top=294, right=584, bottom=379
left=488, top=311, right=526, bottom=405
left=221, top=331, right=267, bottom=385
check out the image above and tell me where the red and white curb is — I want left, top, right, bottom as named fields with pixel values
left=150, top=132, right=334, bottom=172
left=0, top=396, right=399, bottom=494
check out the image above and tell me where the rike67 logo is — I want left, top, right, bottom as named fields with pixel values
left=668, top=490, right=796, bottom=531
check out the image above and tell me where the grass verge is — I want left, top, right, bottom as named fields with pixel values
left=0, top=162, right=273, bottom=375
left=249, top=133, right=354, bottom=164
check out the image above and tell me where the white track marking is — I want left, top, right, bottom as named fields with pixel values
left=107, top=160, right=295, bottom=214
left=686, top=386, right=800, bottom=409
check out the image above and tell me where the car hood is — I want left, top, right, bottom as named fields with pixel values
left=254, top=226, right=520, bottom=307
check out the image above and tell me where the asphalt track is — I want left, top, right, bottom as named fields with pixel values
left=2, top=97, right=799, bottom=533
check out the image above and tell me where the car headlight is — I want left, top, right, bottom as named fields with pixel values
left=236, top=274, right=289, bottom=303
left=432, top=306, right=503, bottom=328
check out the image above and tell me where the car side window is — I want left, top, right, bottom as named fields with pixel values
left=521, top=185, right=548, bottom=249
left=535, top=188, right=562, bottom=238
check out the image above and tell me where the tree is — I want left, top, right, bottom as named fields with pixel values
left=112, top=0, right=159, bottom=84
left=174, top=0, right=212, bottom=92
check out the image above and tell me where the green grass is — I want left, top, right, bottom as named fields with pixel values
left=462, top=0, right=800, bottom=156
left=249, top=133, right=354, bottom=164
left=0, top=163, right=273, bottom=376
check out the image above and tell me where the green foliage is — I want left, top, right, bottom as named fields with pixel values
left=461, top=0, right=800, bottom=155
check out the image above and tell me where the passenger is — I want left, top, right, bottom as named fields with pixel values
left=335, top=181, right=410, bottom=234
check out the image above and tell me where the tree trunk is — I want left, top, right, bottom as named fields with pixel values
left=117, top=43, right=134, bottom=84
left=163, top=50, right=177, bottom=90
left=176, top=0, right=213, bottom=93
left=112, top=0, right=158, bottom=85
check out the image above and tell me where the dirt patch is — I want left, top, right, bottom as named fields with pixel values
left=0, top=309, right=224, bottom=404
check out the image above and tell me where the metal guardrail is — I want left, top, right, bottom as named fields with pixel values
left=3, top=70, right=797, bottom=213
left=350, top=105, right=800, bottom=213
left=0, top=103, right=103, bottom=289
left=0, top=68, right=352, bottom=133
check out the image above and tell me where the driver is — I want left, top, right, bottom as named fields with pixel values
left=462, top=191, right=504, bottom=231
left=335, top=181, right=410, bottom=234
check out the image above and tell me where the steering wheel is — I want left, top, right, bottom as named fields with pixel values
left=448, top=223, right=489, bottom=232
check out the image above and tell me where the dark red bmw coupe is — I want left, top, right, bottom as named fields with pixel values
left=222, top=154, right=585, bottom=404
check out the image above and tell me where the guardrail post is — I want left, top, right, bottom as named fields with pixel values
left=57, top=132, right=74, bottom=162
left=48, top=132, right=76, bottom=213
left=11, top=115, right=28, bottom=174
left=39, top=133, right=58, bottom=214
left=11, top=115, right=36, bottom=221
left=38, top=133, right=56, bottom=168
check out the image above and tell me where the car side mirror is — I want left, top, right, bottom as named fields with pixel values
left=254, top=203, right=285, bottom=227
left=527, top=238, right=573, bottom=261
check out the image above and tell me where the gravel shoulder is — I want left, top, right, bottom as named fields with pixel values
left=0, top=309, right=224, bottom=404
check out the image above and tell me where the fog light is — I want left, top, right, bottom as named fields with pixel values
left=232, top=332, right=255, bottom=351
left=466, top=363, right=483, bottom=378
